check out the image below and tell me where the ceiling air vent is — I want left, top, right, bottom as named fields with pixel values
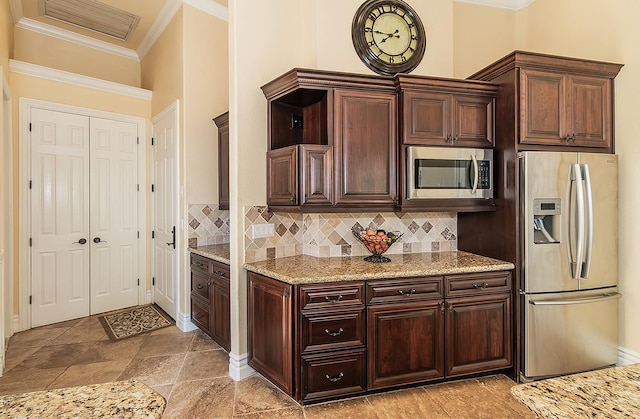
left=39, top=0, right=140, bottom=41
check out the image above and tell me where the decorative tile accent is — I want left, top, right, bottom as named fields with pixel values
left=188, top=204, right=230, bottom=246
left=244, top=206, right=457, bottom=263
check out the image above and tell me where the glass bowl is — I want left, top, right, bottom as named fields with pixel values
left=352, top=227, right=403, bottom=263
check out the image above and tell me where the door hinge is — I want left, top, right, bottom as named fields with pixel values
left=29, top=238, right=32, bottom=247
left=137, top=137, right=139, bottom=145
left=29, top=180, right=32, bottom=189
left=137, top=278, right=140, bottom=286
left=137, top=184, right=139, bottom=192
left=152, top=231, right=155, bottom=239
left=151, top=184, right=155, bottom=192
left=152, top=277, right=155, bottom=286
left=151, top=137, right=154, bottom=146
left=29, top=123, right=32, bottom=132
left=137, top=231, right=140, bottom=239
left=29, top=295, right=32, bottom=305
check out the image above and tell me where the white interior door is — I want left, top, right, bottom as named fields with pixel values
left=89, top=117, right=139, bottom=313
left=151, top=105, right=178, bottom=319
left=30, top=109, right=90, bottom=327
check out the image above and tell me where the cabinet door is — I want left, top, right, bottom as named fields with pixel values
left=402, top=91, right=450, bottom=145
left=217, top=117, right=230, bottom=210
left=267, top=146, right=298, bottom=205
left=211, top=278, right=231, bottom=352
left=452, top=94, right=494, bottom=148
left=248, top=272, right=294, bottom=395
left=334, top=90, right=397, bottom=206
left=520, top=69, right=565, bottom=145
left=445, top=293, right=512, bottom=378
left=566, top=75, right=612, bottom=149
left=300, top=144, right=333, bottom=205
left=367, top=301, right=444, bottom=389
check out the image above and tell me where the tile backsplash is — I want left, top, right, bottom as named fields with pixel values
left=188, top=204, right=230, bottom=247
left=244, top=206, right=456, bottom=263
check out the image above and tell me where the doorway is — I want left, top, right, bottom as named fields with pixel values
left=19, top=99, right=147, bottom=329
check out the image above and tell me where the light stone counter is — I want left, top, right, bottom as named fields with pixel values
left=0, top=380, right=165, bottom=418
left=189, top=243, right=230, bottom=265
left=244, top=251, right=514, bottom=285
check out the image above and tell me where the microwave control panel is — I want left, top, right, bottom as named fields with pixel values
left=478, top=161, right=491, bottom=189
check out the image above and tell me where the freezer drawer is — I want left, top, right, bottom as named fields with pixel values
left=522, top=289, right=620, bottom=379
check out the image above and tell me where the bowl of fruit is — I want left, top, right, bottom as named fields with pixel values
left=352, top=226, right=403, bottom=263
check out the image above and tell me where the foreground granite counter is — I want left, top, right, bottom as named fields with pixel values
left=0, top=380, right=165, bottom=418
left=189, top=243, right=230, bottom=264
left=244, top=251, right=514, bottom=285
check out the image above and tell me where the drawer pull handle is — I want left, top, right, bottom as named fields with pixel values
left=472, top=283, right=489, bottom=289
left=325, top=327, right=344, bottom=337
left=215, top=270, right=226, bottom=277
left=194, top=312, right=203, bottom=319
left=196, top=284, right=204, bottom=290
left=195, top=262, right=206, bottom=269
left=325, top=372, right=344, bottom=382
left=324, top=295, right=343, bottom=303
left=398, top=289, right=416, bottom=296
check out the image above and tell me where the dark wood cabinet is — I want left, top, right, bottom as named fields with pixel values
left=213, top=112, right=229, bottom=210
left=247, top=269, right=513, bottom=404
left=397, top=75, right=496, bottom=148
left=334, top=89, right=397, bottom=206
left=520, top=69, right=613, bottom=148
left=189, top=253, right=231, bottom=351
left=267, top=146, right=298, bottom=205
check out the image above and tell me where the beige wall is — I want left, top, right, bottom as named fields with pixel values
left=0, top=0, right=12, bottom=74
left=183, top=4, right=228, bottom=205
left=13, top=27, right=141, bottom=87
left=511, top=0, right=640, bottom=358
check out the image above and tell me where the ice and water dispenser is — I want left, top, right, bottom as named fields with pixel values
left=532, top=198, right=561, bottom=244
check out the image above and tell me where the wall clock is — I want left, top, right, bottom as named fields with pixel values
left=351, top=0, right=426, bottom=75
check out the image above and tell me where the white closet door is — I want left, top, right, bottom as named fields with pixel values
left=151, top=107, right=178, bottom=319
left=31, top=109, right=90, bottom=327
left=90, top=117, right=139, bottom=313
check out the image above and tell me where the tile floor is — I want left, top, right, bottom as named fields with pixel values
left=0, top=315, right=536, bottom=418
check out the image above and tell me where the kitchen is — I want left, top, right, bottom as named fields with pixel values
left=1, top=0, right=640, bottom=416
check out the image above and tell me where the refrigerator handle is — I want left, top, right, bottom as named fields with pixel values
left=581, top=164, right=593, bottom=278
left=470, top=154, right=479, bottom=194
left=528, top=292, right=621, bottom=306
left=568, top=164, right=585, bottom=280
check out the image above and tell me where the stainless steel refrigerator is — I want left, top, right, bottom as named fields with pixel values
left=519, top=151, right=620, bottom=380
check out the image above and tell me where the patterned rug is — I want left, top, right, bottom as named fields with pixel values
left=511, top=363, right=640, bottom=418
left=98, top=304, right=174, bottom=341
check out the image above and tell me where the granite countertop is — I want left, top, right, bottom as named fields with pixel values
left=189, top=243, right=230, bottom=264
left=0, top=380, right=165, bottom=418
left=244, top=251, right=514, bottom=285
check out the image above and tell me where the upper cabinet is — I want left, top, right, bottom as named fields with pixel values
left=469, top=51, right=623, bottom=153
left=397, top=75, right=497, bottom=149
left=213, top=112, right=229, bottom=210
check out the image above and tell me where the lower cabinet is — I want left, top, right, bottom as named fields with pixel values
left=190, top=254, right=231, bottom=351
left=247, top=269, right=513, bottom=404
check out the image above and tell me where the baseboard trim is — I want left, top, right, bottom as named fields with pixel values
left=176, top=311, right=197, bottom=332
left=618, top=346, right=640, bottom=366
left=145, top=290, right=152, bottom=304
left=229, top=352, right=255, bottom=381
left=12, top=315, right=20, bottom=333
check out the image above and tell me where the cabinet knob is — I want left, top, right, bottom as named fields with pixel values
left=196, top=283, right=204, bottom=290
left=440, top=301, right=445, bottom=313
left=325, top=372, right=344, bottom=382
left=452, top=135, right=460, bottom=143
left=290, top=194, right=296, bottom=203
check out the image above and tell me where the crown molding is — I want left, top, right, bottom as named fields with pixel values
left=454, top=0, right=535, bottom=10
left=137, top=0, right=182, bottom=60
left=9, top=59, right=152, bottom=100
left=15, top=18, right=140, bottom=61
left=9, top=0, right=23, bottom=24
left=183, top=0, right=228, bottom=21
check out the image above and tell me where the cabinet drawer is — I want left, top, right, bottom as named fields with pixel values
left=191, top=297, right=210, bottom=333
left=212, top=261, right=230, bottom=282
left=300, top=283, right=365, bottom=311
left=302, top=310, right=365, bottom=353
left=191, top=253, right=213, bottom=274
left=301, top=349, right=366, bottom=404
left=367, top=277, right=442, bottom=304
left=191, top=270, right=210, bottom=301
left=445, top=271, right=511, bottom=297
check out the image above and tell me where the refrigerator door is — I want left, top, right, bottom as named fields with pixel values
left=521, top=151, right=578, bottom=293
left=577, top=153, right=618, bottom=289
left=523, top=288, right=620, bottom=379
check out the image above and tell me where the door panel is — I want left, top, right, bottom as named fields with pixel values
left=90, top=118, right=139, bottom=313
left=152, top=106, right=178, bottom=319
left=31, top=109, right=90, bottom=326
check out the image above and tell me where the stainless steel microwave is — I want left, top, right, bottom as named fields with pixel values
left=406, top=146, right=493, bottom=200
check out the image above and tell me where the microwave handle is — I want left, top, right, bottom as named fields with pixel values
left=470, top=154, right=479, bottom=194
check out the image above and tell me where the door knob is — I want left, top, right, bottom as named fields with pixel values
left=72, top=238, right=87, bottom=245
left=93, top=237, right=107, bottom=244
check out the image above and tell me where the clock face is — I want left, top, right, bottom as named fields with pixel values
left=352, top=0, right=426, bottom=75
